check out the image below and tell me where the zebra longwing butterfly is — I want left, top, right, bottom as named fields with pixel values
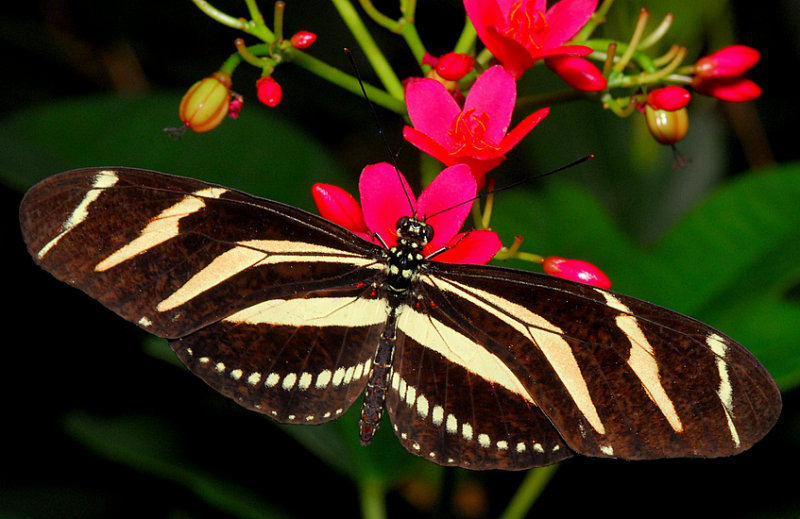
left=19, top=167, right=781, bottom=470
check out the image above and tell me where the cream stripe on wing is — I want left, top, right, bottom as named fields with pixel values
left=397, top=307, right=536, bottom=404
left=95, top=187, right=227, bottom=272
left=706, top=333, right=740, bottom=447
left=597, top=290, right=683, bottom=433
left=38, top=170, right=119, bottom=259
left=426, top=276, right=606, bottom=435
left=157, top=240, right=379, bottom=312
left=223, top=296, right=387, bottom=327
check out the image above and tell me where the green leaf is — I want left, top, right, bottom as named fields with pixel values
left=0, top=92, right=350, bottom=209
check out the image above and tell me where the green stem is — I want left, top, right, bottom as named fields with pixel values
left=358, top=477, right=387, bottom=519
left=291, top=51, right=406, bottom=113
left=498, top=465, right=559, bottom=519
left=454, top=18, right=478, bottom=55
left=399, top=20, right=427, bottom=64
left=191, top=0, right=246, bottom=30
left=358, top=0, right=401, bottom=31
left=244, top=0, right=266, bottom=29
left=331, top=0, right=405, bottom=100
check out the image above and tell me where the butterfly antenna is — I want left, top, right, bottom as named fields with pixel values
left=425, top=154, right=595, bottom=221
left=344, top=48, right=416, bottom=215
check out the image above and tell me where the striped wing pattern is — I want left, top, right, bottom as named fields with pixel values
left=384, top=264, right=780, bottom=468
left=19, top=167, right=781, bottom=471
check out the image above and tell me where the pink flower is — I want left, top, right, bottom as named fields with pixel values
left=313, top=163, right=502, bottom=264
left=403, top=65, right=549, bottom=187
left=464, top=0, right=598, bottom=79
left=542, top=256, right=611, bottom=288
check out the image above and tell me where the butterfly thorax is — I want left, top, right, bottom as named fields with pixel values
left=384, top=216, right=432, bottom=295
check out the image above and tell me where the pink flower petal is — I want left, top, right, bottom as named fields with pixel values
left=402, top=126, right=454, bottom=166
left=359, top=163, right=416, bottom=244
left=484, top=25, right=537, bottom=79
left=499, top=107, right=549, bottom=152
left=405, top=78, right=461, bottom=145
left=416, top=164, right=476, bottom=252
left=541, top=0, right=598, bottom=49
left=463, top=66, right=516, bottom=143
left=433, top=230, right=502, bottom=264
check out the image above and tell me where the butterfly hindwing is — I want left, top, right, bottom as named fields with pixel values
left=170, top=284, right=387, bottom=424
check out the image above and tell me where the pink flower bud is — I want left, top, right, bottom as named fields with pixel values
left=545, top=55, right=607, bottom=92
left=435, top=52, right=475, bottom=81
left=646, top=86, right=691, bottom=111
left=695, top=45, right=760, bottom=79
left=227, top=95, right=243, bottom=119
left=290, top=30, right=317, bottom=50
left=256, top=76, right=283, bottom=107
left=693, top=76, right=761, bottom=102
left=542, top=256, right=611, bottom=289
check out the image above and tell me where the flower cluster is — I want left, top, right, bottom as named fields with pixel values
left=175, top=0, right=764, bottom=288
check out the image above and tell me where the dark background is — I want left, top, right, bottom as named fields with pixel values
left=2, top=1, right=799, bottom=518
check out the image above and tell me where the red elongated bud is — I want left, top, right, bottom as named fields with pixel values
left=693, top=76, right=761, bottom=102
left=645, top=105, right=689, bottom=144
left=312, top=183, right=368, bottom=233
left=435, top=52, right=475, bottom=81
left=695, top=45, right=760, bottom=79
left=545, top=55, right=607, bottom=92
left=290, top=30, right=317, bottom=49
left=179, top=73, right=232, bottom=133
left=647, top=86, right=691, bottom=111
left=542, top=256, right=611, bottom=289
left=256, top=76, right=283, bottom=107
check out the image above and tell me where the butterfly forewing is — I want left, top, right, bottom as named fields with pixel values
left=19, top=167, right=781, bottom=470
left=19, top=168, right=382, bottom=338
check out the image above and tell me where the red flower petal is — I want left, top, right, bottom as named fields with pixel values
left=360, top=163, right=416, bottom=245
left=402, top=126, right=455, bottom=165
left=484, top=25, right=537, bottom=79
left=433, top=230, right=503, bottom=264
left=416, top=164, right=476, bottom=252
left=499, top=107, right=549, bottom=153
left=312, top=183, right=368, bottom=233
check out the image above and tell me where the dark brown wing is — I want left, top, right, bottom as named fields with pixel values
left=385, top=261, right=780, bottom=467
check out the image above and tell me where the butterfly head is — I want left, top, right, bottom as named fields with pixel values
left=396, top=216, right=434, bottom=250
